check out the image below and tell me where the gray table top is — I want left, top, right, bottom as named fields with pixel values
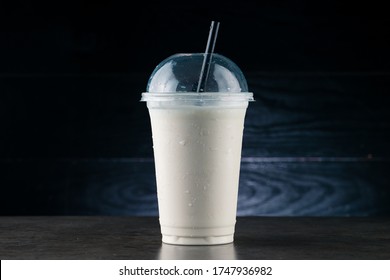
left=1, top=216, right=389, bottom=260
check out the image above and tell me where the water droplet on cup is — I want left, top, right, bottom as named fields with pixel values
left=179, top=140, right=187, bottom=146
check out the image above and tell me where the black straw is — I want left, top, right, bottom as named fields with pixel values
left=196, top=21, right=220, bottom=93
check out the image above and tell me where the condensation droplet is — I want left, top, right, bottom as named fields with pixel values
left=188, top=203, right=193, bottom=207
left=179, top=140, right=187, bottom=146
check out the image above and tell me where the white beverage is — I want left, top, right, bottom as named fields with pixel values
left=148, top=104, right=248, bottom=245
left=141, top=52, right=254, bottom=245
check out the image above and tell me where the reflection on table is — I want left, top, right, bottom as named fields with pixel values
left=158, top=242, right=237, bottom=260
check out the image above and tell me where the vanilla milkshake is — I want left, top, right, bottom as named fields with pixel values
left=141, top=53, right=253, bottom=245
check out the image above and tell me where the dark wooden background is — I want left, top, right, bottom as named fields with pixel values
left=1, top=0, right=389, bottom=216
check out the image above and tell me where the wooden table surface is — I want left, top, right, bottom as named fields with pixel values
left=1, top=216, right=389, bottom=260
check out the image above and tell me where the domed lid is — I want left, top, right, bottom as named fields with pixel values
left=146, top=53, right=249, bottom=93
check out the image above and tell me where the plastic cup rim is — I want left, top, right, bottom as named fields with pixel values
left=140, top=92, right=254, bottom=102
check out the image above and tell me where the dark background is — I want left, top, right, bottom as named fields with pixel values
left=1, top=0, right=389, bottom=216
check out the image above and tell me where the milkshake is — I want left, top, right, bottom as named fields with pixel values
left=141, top=53, right=253, bottom=245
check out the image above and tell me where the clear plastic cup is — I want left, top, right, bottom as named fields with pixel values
left=141, top=53, right=254, bottom=245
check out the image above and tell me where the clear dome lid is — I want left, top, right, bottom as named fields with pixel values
left=145, top=53, right=249, bottom=93
left=141, top=53, right=254, bottom=105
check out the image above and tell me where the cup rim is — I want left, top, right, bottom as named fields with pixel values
left=141, top=92, right=254, bottom=102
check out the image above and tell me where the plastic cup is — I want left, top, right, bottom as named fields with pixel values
left=141, top=53, right=254, bottom=245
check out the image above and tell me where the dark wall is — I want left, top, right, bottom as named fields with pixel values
left=1, top=1, right=389, bottom=74
left=1, top=0, right=389, bottom=216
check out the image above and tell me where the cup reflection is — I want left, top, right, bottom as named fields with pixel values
left=158, top=243, right=237, bottom=260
